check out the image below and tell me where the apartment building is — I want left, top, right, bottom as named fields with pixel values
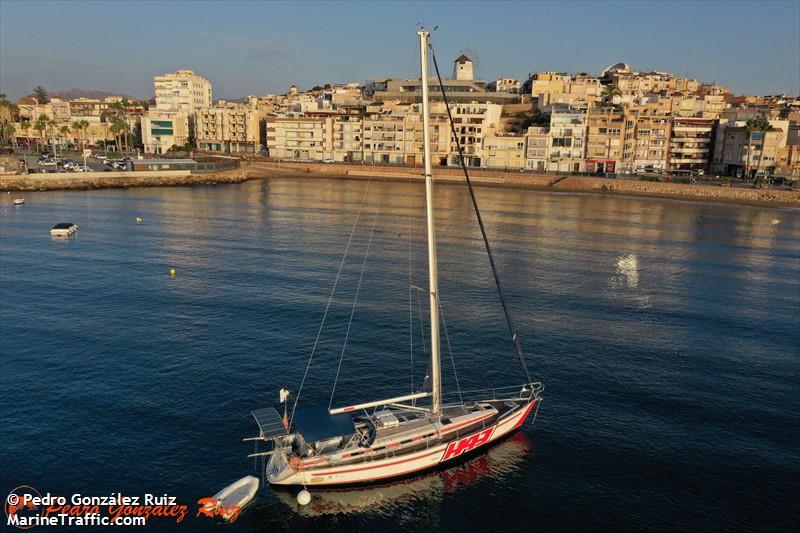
left=398, top=103, right=450, bottom=165
left=195, top=98, right=263, bottom=153
left=362, top=113, right=406, bottom=164
left=18, top=99, right=71, bottom=123
left=154, top=69, right=212, bottom=112
left=265, top=116, right=333, bottom=161
left=332, top=114, right=364, bottom=162
left=631, top=113, right=671, bottom=172
left=585, top=108, right=634, bottom=173
left=361, top=105, right=451, bottom=165
left=713, top=120, right=788, bottom=178
left=489, top=78, right=521, bottom=93
left=68, top=98, right=115, bottom=122
left=606, top=68, right=700, bottom=96
left=531, top=72, right=603, bottom=110
left=547, top=105, right=588, bottom=172
left=524, top=126, right=550, bottom=171
left=483, top=133, right=526, bottom=169
left=371, top=78, right=517, bottom=105
left=668, top=118, right=715, bottom=171
left=445, top=102, right=502, bottom=166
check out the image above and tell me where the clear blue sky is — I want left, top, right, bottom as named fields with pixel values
left=1, top=0, right=798, bottom=100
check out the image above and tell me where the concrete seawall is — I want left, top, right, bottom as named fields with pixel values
left=3, top=161, right=798, bottom=208
left=242, top=161, right=800, bottom=208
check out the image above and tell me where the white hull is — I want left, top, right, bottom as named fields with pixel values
left=269, top=398, right=538, bottom=487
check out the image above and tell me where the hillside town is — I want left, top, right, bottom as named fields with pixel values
left=1, top=56, right=799, bottom=182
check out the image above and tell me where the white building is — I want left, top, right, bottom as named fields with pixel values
left=547, top=105, right=588, bottom=172
left=453, top=55, right=474, bottom=81
left=141, top=111, right=192, bottom=154
left=154, top=69, right=212, bottom=112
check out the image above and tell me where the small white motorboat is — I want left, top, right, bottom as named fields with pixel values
left=51, top=223, right=78, bottom=237
left=205, top=475, right=259, bottom=521
left=13, top=198, right=24, bottom=205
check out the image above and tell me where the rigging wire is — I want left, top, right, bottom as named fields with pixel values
left=329, top=182, right=383, bottom=409
left=428, top=41, right=533, bottom=385
left=290, top=178, right=374, bottom=426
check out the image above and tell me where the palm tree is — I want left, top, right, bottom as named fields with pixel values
left=110, top=118, right=123, bottom=152
left=121, top=121, right=131, bottom=152
left=60, top=125, right=70, bottom=145
left=72, top=119, right=90, bottom=150
left=47, top=117, right=58, bottom=154
left=33, top=115, right=49, bottom=152
left=3, top=123, right=16, bottom=147
left=744, top=118, right=775, bottom=183
left=20, top=119, right=30, bottom=145
left=72, top=121, right=83, bottom=149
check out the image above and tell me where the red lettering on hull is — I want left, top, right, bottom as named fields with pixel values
left=441, top=427, right=495, bottom=461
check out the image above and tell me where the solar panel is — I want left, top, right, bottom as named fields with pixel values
left=251, top=407, right=289, bottom=440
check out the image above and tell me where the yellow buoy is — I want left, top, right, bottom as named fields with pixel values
left=169, top=268, right=176, bottom=277
left=136, top=216, right=143, bottom=224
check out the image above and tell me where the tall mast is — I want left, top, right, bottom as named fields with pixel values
left=418, top=30, right=442, bottom=415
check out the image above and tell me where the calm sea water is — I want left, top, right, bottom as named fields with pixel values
left=1, top=178, right=798, bottom=532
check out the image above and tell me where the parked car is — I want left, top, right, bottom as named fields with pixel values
left=72, top=164, right=90, bottom=172
left=39, top=159, right=57, bottom=166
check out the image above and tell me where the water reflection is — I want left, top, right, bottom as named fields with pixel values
left=272, top=431, right=533, bottom=517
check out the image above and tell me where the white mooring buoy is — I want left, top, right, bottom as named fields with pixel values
left=296, top=489, right=311, bottom=506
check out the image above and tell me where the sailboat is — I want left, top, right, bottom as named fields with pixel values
left=246, top=30, right=543, bottom=488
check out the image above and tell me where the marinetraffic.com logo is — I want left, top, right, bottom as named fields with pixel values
left=5, top=486, right=42, bottom=530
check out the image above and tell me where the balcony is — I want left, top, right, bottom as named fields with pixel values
left=668, top=157, right=708, bottom=164
left=670, top=146, right=708, bottom=154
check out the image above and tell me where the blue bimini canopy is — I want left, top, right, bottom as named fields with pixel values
left=292, top=406, right=355, bottom=442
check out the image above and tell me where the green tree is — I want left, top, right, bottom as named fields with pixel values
left=33, top=86, right=50, bottom=104
left=599, top=84, right=621, bottom=107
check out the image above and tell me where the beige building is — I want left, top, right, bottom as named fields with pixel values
left=483, top=133, right=526, bottom=169
left=489, top=78, right=521, bottom=93
left=631, top=113, right=671, bottom=172
left=668, top=118, right=715, bottom=171
left=713, top=119, right=788, bottom=178
left=18, top=98, right=71, bottom=123
left=154, top=69, right=212, bottom=112
left=265, top=116, right=333, bottom=161
left=524, top=126, right=550, bottom=171
left=445, top=102, right=502, bottom=166
left=371, top=78, right=517, bottom=105
left=585, top=108, right=634, bottom=173
left=531, top=72, right=603, bottom=110
left=196, top=98, right=263, bottom=153
left=332, top=114, right=364, bottom=162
